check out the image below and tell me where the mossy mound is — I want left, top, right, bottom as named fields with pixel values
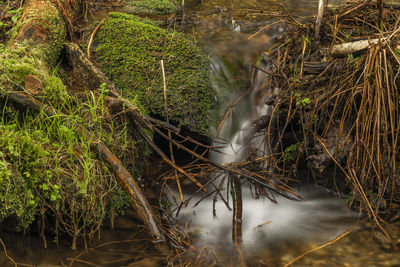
left=0, top=45, right=140, bottom=236
left=124, top=0, right=178, bottom=15
left=94, top=12, right=213, bottom=134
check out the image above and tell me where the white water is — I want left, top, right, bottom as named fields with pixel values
left=174, top=58, right=355, bottom=254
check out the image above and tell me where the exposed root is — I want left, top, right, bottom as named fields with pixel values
left=261, top=0, right=400, bottom=227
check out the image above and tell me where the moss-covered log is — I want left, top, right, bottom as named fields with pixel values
left=1, top=0, right=166, bottom=246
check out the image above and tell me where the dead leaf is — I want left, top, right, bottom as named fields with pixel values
left=24, top=74, right=43, bottom=94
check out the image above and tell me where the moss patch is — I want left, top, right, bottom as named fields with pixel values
left=124, top=0, right=178, bottom=15
left=0, top=45, right=139, bottom=237
left=94, top=12, right=213, bottom=133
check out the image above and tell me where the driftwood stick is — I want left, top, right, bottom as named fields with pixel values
left=315, top=0, right=325, bottom=41
left=87, top=131, right=166, bottom=243
left=4, top=90, right=166, bottom=244
left=331, top=38, right=381, bottom=55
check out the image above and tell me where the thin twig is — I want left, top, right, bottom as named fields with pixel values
left=283, top=230, right=352, bottom=267
left=161, top=59, right=184, bottom=204
left=0, top=238, right=17, bottom=267
left=87, top=18, right=106, bottom=59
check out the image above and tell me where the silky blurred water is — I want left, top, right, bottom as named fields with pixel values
left=175, top=48, right=356, bottom=259
left=2, top=0, right=400, bottom=266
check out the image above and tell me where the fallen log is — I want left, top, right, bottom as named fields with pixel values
left=4, top=90, right=167, bottom=243
left=3, top=0, right=167, bottom=245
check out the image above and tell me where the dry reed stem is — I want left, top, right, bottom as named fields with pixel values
left=262, top=0, right=400, bottom=220
left=316, top=136, right=395, bottom=248
left=87, top=17, right=106, bottom=59
left=161, top=59, right=184, bottom=204
left=283, top=229, right=352, bottom=267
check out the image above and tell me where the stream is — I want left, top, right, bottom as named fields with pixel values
left=1, top=0, right=400, bottom=266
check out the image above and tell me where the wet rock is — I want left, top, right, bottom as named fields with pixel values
left=307, top=127, right=353, bottom=173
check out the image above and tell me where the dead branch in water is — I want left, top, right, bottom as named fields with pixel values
left=0, top=238, right=17, bottom=267
left=232, top=174, right=243, bottom=246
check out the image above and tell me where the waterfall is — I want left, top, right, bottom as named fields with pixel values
left=174, top=56, right=355, bottom=255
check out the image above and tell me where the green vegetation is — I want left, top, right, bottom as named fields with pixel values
left=283, top=142, right=301, bottom=163
left=0, top=43, right=143, bottom=241
left=0, top=120, right=55, bottom=229
left=94, top=12, right=214, bottom=134
left=296, top=97, right=311, bottom=107
left=0, top=97, right=133, bottom=236
left=125, top=0, right=178, bottom=15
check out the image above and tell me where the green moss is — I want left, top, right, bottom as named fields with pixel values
left=0, top=42, right=48, bottom=88
left=0, top=83, right=138, bottom=234
left=125, top=0, right=178, bottom=15
left=0, top=124, right=52, bottom=228
left=0, top=50, right=137, bottom=235
left=284, top=142, right=301, bottom=163
left=94, top=12, right=214, bottom=133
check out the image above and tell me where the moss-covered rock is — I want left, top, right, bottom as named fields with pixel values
left=94, top=12, right=214, bottom=134
left=124, top=0, right=178, bottom=15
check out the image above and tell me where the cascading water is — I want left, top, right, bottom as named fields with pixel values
left=174, top=56, right=356, bottom=257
